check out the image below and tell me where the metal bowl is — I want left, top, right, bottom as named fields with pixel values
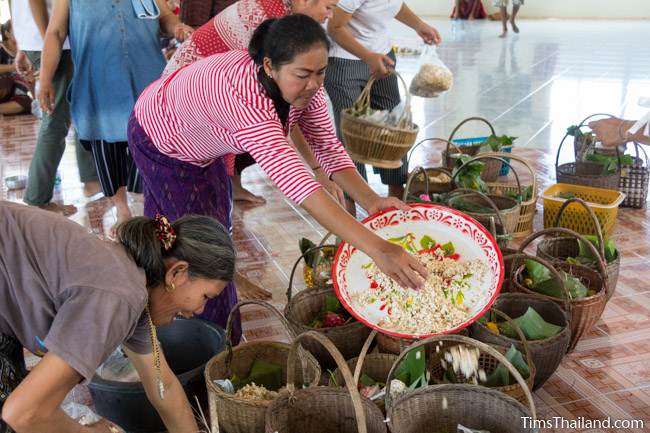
left=5, top=175, right=27, bottom=190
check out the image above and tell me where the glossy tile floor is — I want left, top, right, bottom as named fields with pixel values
left=2, top=18, right=650, bottom=433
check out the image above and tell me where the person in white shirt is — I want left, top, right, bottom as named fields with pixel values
left=11, top=0, right=99, bottom=215
left=325, top=0, right=440, bottom=215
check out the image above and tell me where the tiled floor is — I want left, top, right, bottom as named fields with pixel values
left=2, top=18, right=650, bottom=432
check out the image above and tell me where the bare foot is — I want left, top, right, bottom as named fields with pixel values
left=234, top=272, right=272, bottom=300
left=499, top=30, right=508, bottom=38
left=83, top=180, right=101, bottom=197
left=38, top=202, right=78, bottom=216
left=510, top=21, right=519, bottom=33
left=109, top=209, right=132, bottom=239
left=233, top=185, right=266, bottom=204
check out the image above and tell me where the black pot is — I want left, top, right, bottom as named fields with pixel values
left=88, top=318, right=225, bottom=433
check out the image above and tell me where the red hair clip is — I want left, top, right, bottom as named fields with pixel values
left=153, top=214, right=176, bottom=251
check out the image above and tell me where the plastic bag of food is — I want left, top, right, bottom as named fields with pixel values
left=96, top=347, right=141, bottom=382
left=409, top=45, right=453, bottom=98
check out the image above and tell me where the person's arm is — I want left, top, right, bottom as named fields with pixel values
left=394, top=2, right=441, bottom=45
left=290, top=126, right=346, bottom=206
left=155, top=0, right=194, bottom=42
left=28, top=0, right=50, bottom=39
left=0, top=64, right=16, bottom=73
left=123, top=348, right=198, bottom=433
left=238, top=118, right=427, bottom=288
left=588, top=116, right=650, bottom=147
left=37, top=0, right=68, bottom=114
left=327, top=5, right=394, bottom=79
left=1, top=352, right=121, bottom=433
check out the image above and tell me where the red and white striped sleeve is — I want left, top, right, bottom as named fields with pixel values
left=234, top=118, right=323, bottom=204
left=298, top=89, right=357, bottom=177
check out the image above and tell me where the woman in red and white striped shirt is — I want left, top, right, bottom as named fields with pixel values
left=128, top=16, right=427, bottom=334
left=165, top=0, right=340, bottom=206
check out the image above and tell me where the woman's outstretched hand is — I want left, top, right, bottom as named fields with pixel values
left=371, top=241, right=428, bottom=289
left=365, top=196, right=410, bottom=215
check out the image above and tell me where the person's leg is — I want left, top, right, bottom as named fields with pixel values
left=497, top=0, right=508, bottom=37
left=369, top=51, right=407, bottom=199
left=510, top=1, right=521, bottom=33
left=451, top=0, right=461, bottom=19
left=324, top=56, right=369, bottom=215
left=71, top=129, right=101, bottom=197
left=22, top=51, right=78, bottom=215
left=86, top=140, right=133, bottom=233
left=0, top=101, right=25, bottom=115
left=232, top=153, right=265, bottom=204
left=0, top=334, right=27, bottom=433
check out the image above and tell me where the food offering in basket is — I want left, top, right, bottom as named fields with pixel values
left=298, top=237, right=338, bottom=289
left=409, top=45, right=453, bottom=98
left=332, top=204, right=504, bottom=340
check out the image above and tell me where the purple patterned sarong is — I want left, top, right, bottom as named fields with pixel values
left=127, top=112, right=241, bottom=344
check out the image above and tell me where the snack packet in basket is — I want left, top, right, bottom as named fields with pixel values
left=409, top=45, right=453, bottom=98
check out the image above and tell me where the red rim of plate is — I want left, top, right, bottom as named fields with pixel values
left=332, top=203, right=504, bottom=340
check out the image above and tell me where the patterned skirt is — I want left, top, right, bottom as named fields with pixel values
left=127, top=112, right=241, bottom=343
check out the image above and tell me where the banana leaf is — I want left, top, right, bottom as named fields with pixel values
left=576, top=235, right=617, bottom=263
left=231, top=359, right=283, bottom=391
left=483, top=345, right=530, bottom=387
left=299, top=238, right=319, bottom=267
left=394, top=347, right=426, bottom=388
left=534, top=270, right=588, bottom=299
left=525, top=260, right=552, bottom=285
left=449, top=198, right=495, bottom=213
left=498, top=307, right=564, bottom=340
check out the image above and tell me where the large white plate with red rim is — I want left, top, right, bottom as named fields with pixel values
left=332, top=203, right=504, bottom=340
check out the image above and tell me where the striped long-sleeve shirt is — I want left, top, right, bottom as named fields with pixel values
left=134, top=50, right=356, bottom=204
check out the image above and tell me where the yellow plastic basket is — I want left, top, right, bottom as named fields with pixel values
left=542, top=183, right=625, bottom=239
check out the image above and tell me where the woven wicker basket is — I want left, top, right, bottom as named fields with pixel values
left=479, top=152, right=538, bottom=238
left=285, top=247, right=371, bottom=369
left=619, top=142, right=649, bottom=208
left=205, top=301, right=321, bottom=433
left=442, top=117, right=496, bottom=169
left=446, top=188, right=521, bottom=236
left=555, top=125, right=621, bottom=190
left=404, top=137, right=456, bottom=196
left=428, top=312, right=536, bottom=404
left=329, top=331, right=397, bottom=415
left=385, top=335, right=537, bottom=433
left=265, top=331, right=387, bottom=433
left=500, top=246, right=519, bottom=293
left=403, top=166, right=454, bottom=200
left=511, top=228, right=608, bottom=352
left=537, top=197, right=620, bottom=300
left=471, top=264, right=572, bottom=390
left=340, top=71, right=418, bottom=169
left=375, top=328, right=469, bottom=355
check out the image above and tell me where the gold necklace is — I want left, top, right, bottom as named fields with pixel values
left=145, top=304, right=165, bottom=400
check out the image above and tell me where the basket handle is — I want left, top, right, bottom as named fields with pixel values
left=495, top=153, right=538, bottom=201
left=406, top=137, right=456, bottom=169
left=452, top=153, right=523, bottom=197
left=447, top=188, right=508, bottom=234
left=447, top=116, right=496, bottom=143
left=287, top=243, right=337, bottom=301
left=630, top=141, right=650, bottom=167
left=552, top=197, right=606, bottom=261
left=506, top=253, right=572, bottom=317
left=286, top=331, right=369, bottom=433
left=384, top=334, right=536, bottom=419
left=516, top=228, right=608, bottom=293
left=351, top=330, right=379, bottom=385
left=555, top=114, right=622, bottom=171
left=350, top=70, right=412, bottom=126
left=403, top=166, right=454, bottom=202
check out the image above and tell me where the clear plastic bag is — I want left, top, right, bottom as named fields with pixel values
left=62, top=403, right=102, bottom=426
left=96, top=347, right=141, bottom=382
left=409, top=45, right=453, bottom=98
